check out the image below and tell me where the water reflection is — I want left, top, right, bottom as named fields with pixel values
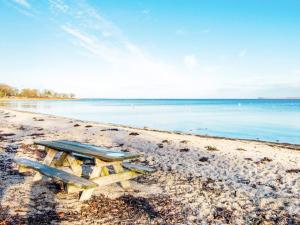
left=1, top=99, right=300, bottom=144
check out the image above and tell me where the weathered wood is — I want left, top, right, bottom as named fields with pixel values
left=100, top=167, right=110, bottom=176
left=66, top=155, right=82, bottom=176
left=122, top=162, right=156, bottom=174
left=112, top=163, right=131, bottom=189
left=54, top=152, right=68, bottom=167
left=34, top=148, right=58, bottom=181
left=18, top=165, right=32, bottom=173
left=79, top=159, right=103, bottom=201
left=15, top=158, right=98, bottom=189
left=35, top=140, right=140, bottom=162
left=92, top=171, right=139, bottom=187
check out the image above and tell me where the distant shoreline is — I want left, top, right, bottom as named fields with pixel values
left=0, top=97, right=77, bottom=101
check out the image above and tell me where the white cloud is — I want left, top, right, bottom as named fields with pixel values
left=291, top=69, right=300, bottom=75
left=49, top=0, right=69, bottom=13
left=184, top=55, right=198, bottom=69
left=204, top=65, right=219, bottom=73
left=239, top=48, right=247, bottom=57
left=12, top=0, right=30, bottom=8
left=102, top=31, right=112, bottom=37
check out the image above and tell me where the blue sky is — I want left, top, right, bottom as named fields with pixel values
left=1, top=0, right=300, bottom=98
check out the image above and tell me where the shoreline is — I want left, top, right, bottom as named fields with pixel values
left=0, top=97, right=77, bottom=101
left=3, top=107, right=300, bottom=150
left=0, top=107, right=299, bottom=224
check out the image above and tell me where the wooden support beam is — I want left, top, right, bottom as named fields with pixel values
left=92, top=171, right=139, bottom=187
left=18, top=165, right=33, bottom=173
left=112, top=163, right=131, bottom=189
left=66, top=155, right=82, bottom=176
left=33, top=147, right=58, bottom=181
left=79, top=158, right=106, bottom=201
left=53, top=152, right=68, bottom=167
left=100, top=167, right=110, bottom=176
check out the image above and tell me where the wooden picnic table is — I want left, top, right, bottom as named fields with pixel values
left=16, top=140, right=155, bottom=201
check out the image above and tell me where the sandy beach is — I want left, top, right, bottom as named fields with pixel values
left=0, top=108, right=299, bottom=224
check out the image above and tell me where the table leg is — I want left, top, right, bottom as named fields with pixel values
left=53, top=152, right=68, bottom=167
left=112, top=162, right=131, bottom=189
left=66, top=155, right=82, bottom=176
left=33, top=147, right=58, bottom=181
left=79, top=158, right=104, bottom=201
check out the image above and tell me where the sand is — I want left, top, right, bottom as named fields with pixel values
left=0, top=108, right=299, bottom=224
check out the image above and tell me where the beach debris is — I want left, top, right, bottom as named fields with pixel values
left=115, top=143, right=124, bottom=147
left=18, top=125, right=27, bottom=130
left=5, top=144, right=18, bottom=153
left=179, top=148, right=189, bottom=152
left=236, top=147, right=246, bottom=151
left=29, top=133, right=45, bottom=137
left=0, top=133, right=15, bottom=137
left=202, top=178, right=216, bottom=191
left=162, top=139, right=170, bottom=144
left=180, top=140, right=188, bottom=144
left=286, top=169, right=300, bottom=173
left=79, top=194, right=185, bottom=224
left=85, top=125, right=93, bottom=128
left=157, top=143, right=164, bottom=148
left=237, top=178, right=250, bottom=184
left=101, top=128, right=118, bottom=131
left=33, top=127, right=44, bottom=132
left=129, top=132, right=139, bottom=136
left=205, top=146, right=219, bottom=151
left=0, top=133, right=15, bottom=140
left=73, top=124, right=81, bottom=127
left=199, top=157, right=209, bottom=162
left=244, top=158, right=253, bottom=161
left=33, top=117, right=45, bottom=121
left=213, top=207, right=233, bottom=223
left=255, top=157, right=272, bottom=164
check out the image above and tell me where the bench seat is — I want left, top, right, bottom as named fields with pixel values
left=122, top=162, right=156, bottom=174
left=15, top=158, right=98, bottom=190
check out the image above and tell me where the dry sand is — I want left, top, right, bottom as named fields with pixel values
left=0, top=108, right=299, bottom=224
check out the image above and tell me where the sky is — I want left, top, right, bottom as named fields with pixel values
left=1, top=0, right=300, bottom=98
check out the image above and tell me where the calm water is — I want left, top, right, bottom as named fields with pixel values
left=1, top=99, right=300, bottom=144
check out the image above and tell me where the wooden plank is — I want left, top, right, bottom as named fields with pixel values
left=122, top=162, right=156, bottom=174
left=112, top=163, right=131, bottom=189
left=79, top=159, right=103, bottom=201
left=92, top=171, right=139, bottom=187
left=34, top=147, right=58, bottom=181
left=66, top=155, right=82, bottom=176
left=15, top=158, right=98, bottom=189
left=34, top=140, right=140, bottom=162
left=15, top=158, right=97, bottom=189
left=53, top=152, right=68, bottom=167
left=100, top=167, right=110, bottom=176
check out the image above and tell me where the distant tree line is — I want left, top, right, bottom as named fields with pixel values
left=0, top=83, right=75, bottom=99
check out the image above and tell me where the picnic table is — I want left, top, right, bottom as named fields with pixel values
left=15, top=140, right=155, bottom=201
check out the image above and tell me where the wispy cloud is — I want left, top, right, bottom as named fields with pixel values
left=184, top=55, right=198, bottom=69
left=12, top=0, right=30, bottom=8
left=291, top=69, right=300, bottom=75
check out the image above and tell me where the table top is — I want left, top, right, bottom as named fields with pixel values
left=35, top=140, right=140, bottom=162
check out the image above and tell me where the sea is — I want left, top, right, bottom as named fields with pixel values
left=1, top=99, right=300, bottom=144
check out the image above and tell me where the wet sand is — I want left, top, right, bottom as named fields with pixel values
left=0, top=108, right=299, bottom=224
